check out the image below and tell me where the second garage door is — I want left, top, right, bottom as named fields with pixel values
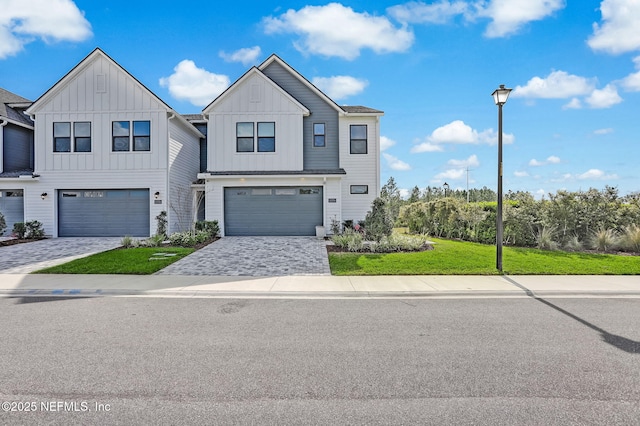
left=58, top=189, right=150, bottom=237
left=224, top=186, right=323, bottom=236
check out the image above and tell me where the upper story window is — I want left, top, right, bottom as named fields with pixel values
left=350, top=125, right=367, bottom=154
left=113, top=120, right=151, bottom=152
left=257, top=122, right=275, bottom=152
left=54, top=121, right=91, bottom=153
left=236, top=121, right=276, bottom=153
left=313, top=123, right=326, bottom=147
left=236, top=122, right=254, bottom=152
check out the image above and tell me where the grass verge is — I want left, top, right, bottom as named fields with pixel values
left=329, top=238, right=640, bottom=275
left=35, top=247, right=194, bottom=275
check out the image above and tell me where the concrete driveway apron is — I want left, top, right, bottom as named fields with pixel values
left=157, top=236, right=331, bottom=276
left=0, top=237, right=122, bottom=273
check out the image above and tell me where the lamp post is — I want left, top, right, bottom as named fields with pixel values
left=491, top=84, right=512, bottom=272
left=443, top=182, right=449, bottom=198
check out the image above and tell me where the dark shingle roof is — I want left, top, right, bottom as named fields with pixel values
left=204, top=169, right=347, bottom=176
left=0, top=87, right=33, bottom=126
left=341, top=105, right=384, bottom=114
left=182, top=114, right=206, bottom=122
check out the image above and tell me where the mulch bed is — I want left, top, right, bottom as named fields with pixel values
left=0, top=237, right=46, bottom=247
left=326, top=243, right=434, bottom=254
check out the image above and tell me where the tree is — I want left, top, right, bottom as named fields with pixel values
left=407, top=186, right=421, bottom=204
left=380, top=176, right=402, bottom=223
left=364, top=197, right=394, bottom=242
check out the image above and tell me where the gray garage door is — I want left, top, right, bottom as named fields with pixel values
left=224, top=186, right=323, bottom=236
left=0, top=190, right=24, bottom=234
left=58, top=189, right=149, bottom=237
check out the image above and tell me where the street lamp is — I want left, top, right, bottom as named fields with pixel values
left=443, top=182, right=449, bottom=197
left=491, top=84, right=512, bottom=272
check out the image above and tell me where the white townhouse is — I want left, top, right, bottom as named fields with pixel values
left=199, top=54, right=383, bottom=236
left=24, top=48, right=204, bottom=237
left=0, top=49, right=383, bottom=238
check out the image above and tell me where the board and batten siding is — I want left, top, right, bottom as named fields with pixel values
left=261, top=60, right=340, bottom=171
left=168, top=117, right=202, bottom=233
left=207, top=72, right=305, bottom=172
left=339, top=115, right=380, bottom=223
left=23, top=170, right=167, bottom=237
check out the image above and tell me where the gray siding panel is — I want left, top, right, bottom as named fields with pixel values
left=0, top=191, right=24, bottom=233
left=224, top=186, right=322, bottom=236
left=58, top=189, right=149, bottom=237
left=3, top=124, right=33, bottom=172
left=261, top=62, right=340, bottom=170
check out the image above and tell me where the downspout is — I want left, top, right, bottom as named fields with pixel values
left=166, top=113, right=175, bottom=233
left=0, top=118, right=8, bottom=174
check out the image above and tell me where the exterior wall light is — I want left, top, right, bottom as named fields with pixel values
left=154, top=191, right=160, bottom=199
left=41, top=192, right=48, bottom=200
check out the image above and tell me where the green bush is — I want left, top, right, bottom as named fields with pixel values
left=195, top=220, right=220, bottom=238
left=0, top=211, right=6, bottom=236
left=370, top=234, right=431, bottom=253
left=155, top=211, right=168, bottom=238
left=169, top=230, right=210, bottom=247
left=620, top=224, right=640, bottom=252
left=590, top=228, right=619, bottom=252
left=535, top=226, right=559, bottom=251
left=121, top=236, right=133, bottom=248
left=331, top=229, right=364, bottom=252
left=364, top=197, right=393, bottom=242
left=147, top=234, right=165, bottom=247
left=563, top=235, right=584, bottom=252
left=12, top=221, right=44, bottom=239
left=12, top=222, right=26, bottom=239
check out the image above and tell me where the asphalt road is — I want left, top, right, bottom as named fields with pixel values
left=1, top=296, right=639, bottom=425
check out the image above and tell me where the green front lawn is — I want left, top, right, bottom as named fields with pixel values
left=36, top=247, right=194, bottom=275
left=329, top=238, right=640, bottom=275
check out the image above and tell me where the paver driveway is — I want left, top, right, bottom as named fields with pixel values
left=0, top=238, right=122, bottom=273
left=157, top=236, right=331, bottom=276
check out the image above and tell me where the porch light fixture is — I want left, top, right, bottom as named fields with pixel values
left=154, top=191, right=160, bottom=199
left=491, top=84, right=512, bottom=272
left=41, top=192, right=48, bottom=200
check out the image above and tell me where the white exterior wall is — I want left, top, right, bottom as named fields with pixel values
left=167, top=117, right=201, bottom=233
left=339, top=115, right=380, bottom=223
left=23, top=170, right=166, bottom=237
left=207, top=73, right=306, bottom=172
left=203, top=175, right=342, bottom=237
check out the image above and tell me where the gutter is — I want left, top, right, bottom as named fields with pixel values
left=0, top=119, right=7, bottom=174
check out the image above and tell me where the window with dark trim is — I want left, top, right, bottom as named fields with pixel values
left=53, top=122, right=71, bottom=152
left=133, top=121, right=150, bottom=151
left=74, top=122, right=91, bottom=152
left=313, top=123, right=325, bottom=147
left=350, top=125, right=367, bottom=154
left=113, top=121, right=130, bottom=151
left=350, top=185, right=369, bottom=194
left=257, top=122, right=275, bottom=152
left=236, top=122, right=254, bottom=152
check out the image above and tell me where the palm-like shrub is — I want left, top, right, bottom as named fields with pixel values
left=563, top=235, right=583, bottom=252
left=535, top=226, right=559, bottom=250
left=620, top=224, right=640, bottom=252
left=589, top=228, right=619, bottom=252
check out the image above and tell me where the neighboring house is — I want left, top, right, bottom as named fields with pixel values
left=199, top=54, right=383, bottom=236
left=0, top=88, right=34, bottom=233
left=24, top=48, right=204, bottom=237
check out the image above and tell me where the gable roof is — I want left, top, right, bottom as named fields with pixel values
left=202, top=66, right=310, bottom=115
left=258, top=54, right=383, bottom=117
left=25, top=48, right=202, bottom=138
left=0, top=87, right=33, bottom=127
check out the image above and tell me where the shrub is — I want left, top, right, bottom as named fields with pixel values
left=620, top=224, right=640, bottom=252
left=155, top=211, right=168, bottom=237
left=563, top=235, right=584, bottom=252
left=121, top=235, right=133, bottom=248
left=195, top=220, right=220, bottom=238
left=330, top=217, right=341, bottom=235
left=147, top=234, right=166, bottom=247
left=169, top=230, right=210, bottom=247
left=331, top=229, right=363, bottom=252
left=0, top=211, right=6, bottom=236
left=12, top=222, right=26, bottom=239
left=535, top=226, right=559, bottom=251
left=589, top=228, right=619, bottom=252
left=364, top=197, right=394, bottom=242
left=371, top=234, right=431, bottom=253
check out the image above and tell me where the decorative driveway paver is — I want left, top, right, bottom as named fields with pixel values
left=157, top=236, right=331, bottom=276
left=0, top=238, right=122, bottom=273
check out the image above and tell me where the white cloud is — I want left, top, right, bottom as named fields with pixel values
left=312, top=75, right=368, bottom=100
left=263, top=3, right=414, bottom=60
left=529, top=156, right=561, bottom=166
left=0, top=0, right=92, bottom=59
left=399, top=188, right=410, bottom=199
left=512, top=70, right=595, bottom=99
left=219, top=46, right=262, bottom=66
left=588, top=0, right=640, bottom=54
left=535, top=189, right=547, bottom=198
left=434, top=168, right=466, bottom=180
left=585, top=84, right=623, bottom=108
left=387, top=1, right=472, bottom=24
left=448, top=154, right=479, bottom=168
left=383, top=153, right=412, bottom=171
left=411, top=141, right=444, bottom=153
left=514, top=171, right=529, bottom=177
left=479, top=0, right=565, bottom=38
left=159, top=60, right=230, bottom=107
left=380, top=136, right=396, bottom=151
left=562, top=98, right=583, bottom=109
left=594, top=128, right=614, bottom=135
left=620, top=71, right=640, bottom=91
left=578, top=168, right=619, bottom=180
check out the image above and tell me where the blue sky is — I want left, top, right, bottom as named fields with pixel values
left=2, top=0, right=640, bottom=198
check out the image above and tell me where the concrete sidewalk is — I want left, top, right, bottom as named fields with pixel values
left=1, top=274, right=639, bottom=298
